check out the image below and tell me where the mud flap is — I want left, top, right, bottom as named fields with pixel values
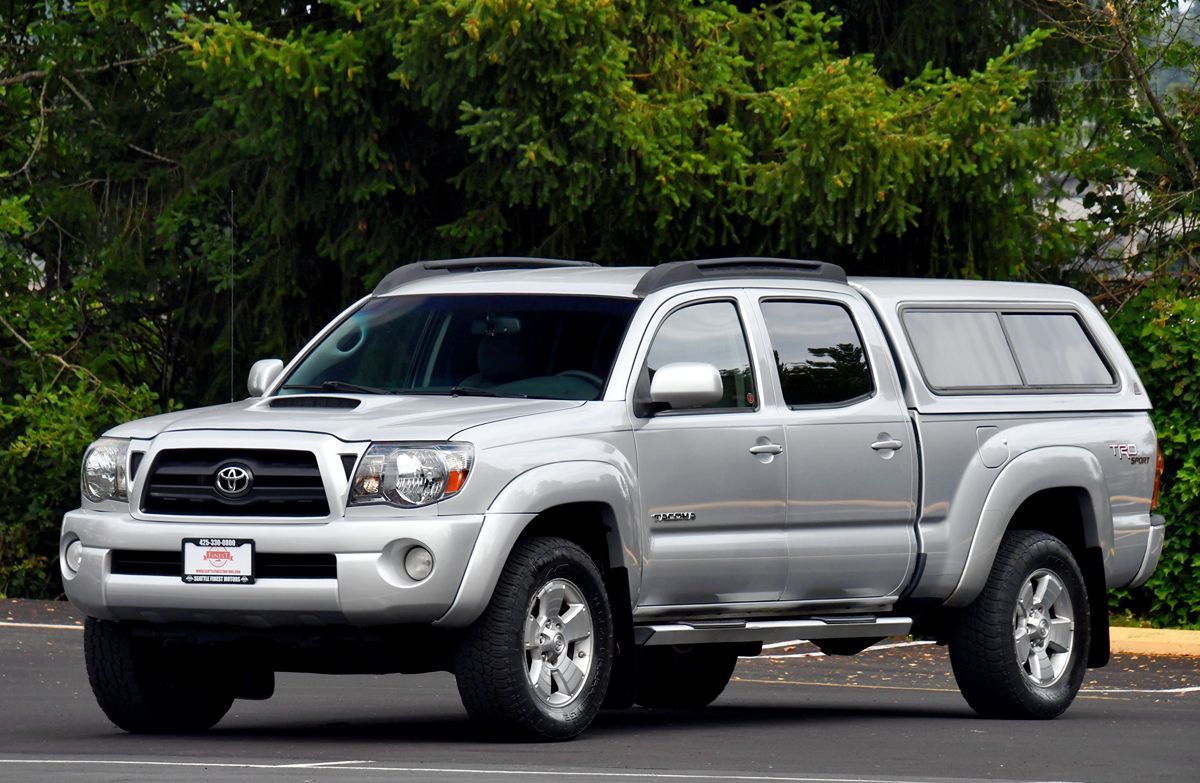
left=1084, top=547, right=1110, bottom=668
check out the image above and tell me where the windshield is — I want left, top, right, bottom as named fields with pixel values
left=279, top=294, right=639, bottom=401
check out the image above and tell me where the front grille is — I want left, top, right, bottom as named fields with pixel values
left=141, top=449, right=329, bottom=516
left=111, top=550, right=337, bottom=579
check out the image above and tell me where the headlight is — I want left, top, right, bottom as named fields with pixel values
left=349, top=442, right=474, bottom=508
left=81, top=437, right=130, bottom=503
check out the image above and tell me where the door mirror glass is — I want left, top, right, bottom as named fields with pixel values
left=649, top=362, right=723, bottom=410
left=247, top=358, right=284, bottom=397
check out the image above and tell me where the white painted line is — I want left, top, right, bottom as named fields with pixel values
left=0, top=621, right=83, bottom=631
left=0, top=759, right=1081, bottom=783
left=746, top=640, right=937, bottom=659
left=1082, top=685, right=1200, bottom=695
left=762, top=639, right=811, bottom=650
left=275, top=760, right=373, bottom=768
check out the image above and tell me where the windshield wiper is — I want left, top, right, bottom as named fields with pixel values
left=281, top=381, right=392, bottom=395
left=448, top=386, right=528, bottom=398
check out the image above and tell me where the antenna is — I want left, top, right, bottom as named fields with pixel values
left=228, top=187, right=235, bottom=402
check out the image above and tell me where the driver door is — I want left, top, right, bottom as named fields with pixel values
left=630, top=293, right=788, bottom=607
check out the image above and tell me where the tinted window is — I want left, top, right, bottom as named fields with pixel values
left=903, top=311, right=1023, bottom=389
left=646, top=301, right=756, bottom=409
left=280, top=294, right=638, bottom=401
left=1002, top=314, right=1113, bottom=386
left=761, top=301, right=873, bottom=406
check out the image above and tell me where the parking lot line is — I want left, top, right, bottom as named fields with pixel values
left=0, top=621, right=83, bottom=631
left=0, top=759, right=1082, bottom=783
left=733, top=676, right=1197, bottom=697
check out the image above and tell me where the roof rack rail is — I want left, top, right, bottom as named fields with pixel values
left=633, top=257, right=847, bottom=297
left=373, top=257, right=599, bottom=294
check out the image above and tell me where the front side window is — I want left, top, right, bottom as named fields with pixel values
left=761, top=300, right=873, bottom=406
left=645, top=301, right=756, bottom=410
left=280, top=294, right=639, bottom=401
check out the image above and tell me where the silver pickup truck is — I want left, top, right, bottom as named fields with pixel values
left=62, top=257, right=1165, bottom=739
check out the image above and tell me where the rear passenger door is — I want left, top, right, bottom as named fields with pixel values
left=748, top=291, right=918, bottom=602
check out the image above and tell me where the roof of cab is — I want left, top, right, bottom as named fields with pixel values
left=377, top=265, right=652, bottom=299
left=374, top=257, right=849, bottom=299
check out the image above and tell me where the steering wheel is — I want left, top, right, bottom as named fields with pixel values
left=555, top=369, right=604, bottom=388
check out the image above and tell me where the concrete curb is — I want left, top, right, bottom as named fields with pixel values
left=1110, top=626, right=1200, bottom=657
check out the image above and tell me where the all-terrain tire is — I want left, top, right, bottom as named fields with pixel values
left=455, top=537, right=614, bottom=740
left=948, top=529, right=1090, bottom=719
left=85, top=618, right=234, bottom=733
left=634, top=644, right=739, bottom=709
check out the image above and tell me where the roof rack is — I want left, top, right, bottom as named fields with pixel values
left=633, top=257, right=847, bottom=297
left=373, top=257, right=599, bottom=294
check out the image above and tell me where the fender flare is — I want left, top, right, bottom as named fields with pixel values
left=944, top=446, right=1112, bottom=608
left=433, top=460, right=639, bottom=628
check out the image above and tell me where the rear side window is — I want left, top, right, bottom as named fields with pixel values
left=902, top=309, right=1114, bottom=392
left=903, top=311, right=1022, bottom=388
left=1002, top=314, right=1113, bottom=386
left=761, top=300, right=873, bottom=406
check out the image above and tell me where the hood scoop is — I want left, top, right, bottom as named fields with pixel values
left=269, top=396, right=361, bottom=410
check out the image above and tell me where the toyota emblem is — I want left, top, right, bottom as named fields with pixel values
left=214, top=464, right=253, bottom=498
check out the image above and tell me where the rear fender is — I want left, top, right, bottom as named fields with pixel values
left=945, top=446, right=1111, bottom=608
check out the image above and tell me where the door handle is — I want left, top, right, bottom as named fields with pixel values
left=749, top=443, right=784, bottom=455
left=870, top=438, right=903, bottom=452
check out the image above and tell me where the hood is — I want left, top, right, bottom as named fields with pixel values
left=105, top=395, right=584, bottom=443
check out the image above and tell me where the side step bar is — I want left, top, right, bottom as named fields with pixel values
left=633, top=617, right=912, bottom=647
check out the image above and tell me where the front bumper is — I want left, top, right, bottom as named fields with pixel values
left=61, top=508, right=484, bottom=628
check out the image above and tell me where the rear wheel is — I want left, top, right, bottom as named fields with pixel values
left=634, top=644, right=740, bottom=709
left=84, top=618, right=234, bottom=733
left=948, top=529, right=1089, bottom=719
left=455, top=537, right=613, bottom=740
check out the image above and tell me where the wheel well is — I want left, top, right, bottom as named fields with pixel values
left=1007, top=486, right=1110, bottom=668
left=519, top=502, right=619, bottom=573
left=1007, top=487, right=1092, bottom=553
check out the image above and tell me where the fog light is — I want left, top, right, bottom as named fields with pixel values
left=404, top=546, right=434, bottom=581
left=64, top=539, right=83, bottom=575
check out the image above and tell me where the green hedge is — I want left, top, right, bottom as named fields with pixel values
left=0, top=373, right=158, bottom=599
left=1107, top=283, right=1200, bottom=628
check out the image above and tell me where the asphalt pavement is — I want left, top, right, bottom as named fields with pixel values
left=1, top=601, right=1197, bottom=783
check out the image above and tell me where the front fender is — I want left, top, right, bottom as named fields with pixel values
left=433, top=461, right=639, bottom=627
left=944, top=446, right=1112, bottom=608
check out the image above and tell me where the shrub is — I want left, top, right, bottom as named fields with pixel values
left=1107, top=282, right=1200, bottom=628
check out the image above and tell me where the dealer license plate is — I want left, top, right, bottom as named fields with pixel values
left=182, top=538, right=255, bottom=584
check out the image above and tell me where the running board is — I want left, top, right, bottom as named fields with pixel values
left=633, top=617, right=912, bottom=647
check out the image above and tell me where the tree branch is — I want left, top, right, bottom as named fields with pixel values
left=1102, top=2, right=1200, bottom=188
left=0, top=45, right=187, bottom=88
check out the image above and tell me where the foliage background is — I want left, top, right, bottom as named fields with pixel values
left=1, top=0, right=1196, bottom=625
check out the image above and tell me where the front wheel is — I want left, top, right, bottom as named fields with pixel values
left=84, top=618, right=234, bottom=733
left=948, top=529, right=1089, bottom=719
left=455, top=537, right=614, bottom=740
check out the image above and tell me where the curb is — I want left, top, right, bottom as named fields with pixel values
left=1110, top=626, right=1200, bottom=657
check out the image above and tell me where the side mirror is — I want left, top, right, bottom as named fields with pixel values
left=247, top=358, right=284, bottom=397
left=648, top=362, right=723, bottom=411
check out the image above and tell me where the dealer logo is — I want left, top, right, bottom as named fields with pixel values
left=214, top=464, right=253, bottom=498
